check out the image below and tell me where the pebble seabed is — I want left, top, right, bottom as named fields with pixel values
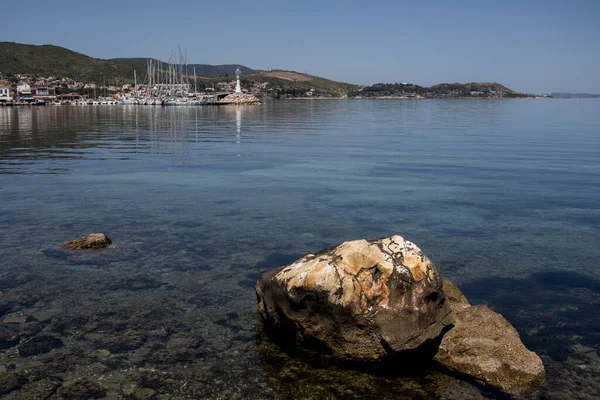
left=1, top=247, right=599, bottom=399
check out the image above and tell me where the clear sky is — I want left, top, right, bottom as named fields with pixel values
left=3, top=0, right=599, bottom=93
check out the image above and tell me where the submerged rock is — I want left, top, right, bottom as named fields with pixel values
left=18, top=334, right=64, bottom=356
left=62, top=233, right=112, bottom=250
left=256, top=235, right=546, bottom=395
left=59, top=379, right=106, bottom=399
left=435, top=283, right=546, bottom=394
left=256, top=235, right=452, bottom=360
left=0, top=373, right=20, bottom=396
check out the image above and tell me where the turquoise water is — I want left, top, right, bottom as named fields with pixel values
left=0, top=100, right=599, bottom=399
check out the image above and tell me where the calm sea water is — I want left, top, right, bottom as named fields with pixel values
left=0, top=100, right=599, bottom=399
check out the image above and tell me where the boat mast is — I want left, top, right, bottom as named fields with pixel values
left=194, top=67, right=197, bottom=95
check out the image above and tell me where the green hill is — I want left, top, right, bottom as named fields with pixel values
left=0, top=42, right=139, bottom=83
left=0, top=42, right=357, bottom=96
left=0, top=42, right=530, bottom=98
left=220, top=70, right=358, bottom=98
left=111, top=58, right=259, bottom=77
left=352, top=82, right=532, bottom=98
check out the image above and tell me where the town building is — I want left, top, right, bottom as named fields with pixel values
left=0, top=80, right=12, bottom=104
left=17, top=82, right=31, bottom=93
left=17, top=82, right=35, bottom=103
left=57, top=93, right=82, bottom=102
left=32, top=85, right=57, bottom=102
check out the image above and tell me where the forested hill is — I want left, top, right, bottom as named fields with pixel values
left=351, top=82, right=533, bottom=98
left=0, top=42, right=139, bottom=83
left=0, top=42, right=258, bottom=82
left=111, top=58, right=259, bottom=77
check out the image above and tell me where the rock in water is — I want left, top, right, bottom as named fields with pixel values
left=62, top=233, right=112, bottom=250
left=435, top=286, right=546, bottom=393
left=256, top=236, right=452, bottom=360
left=440, top=277, right=470, bottom=313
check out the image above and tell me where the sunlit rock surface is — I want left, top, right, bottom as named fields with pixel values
left=436, top=280, right=546, bottom=394
left=62, top=233, right=112, bottom=250
left=256, top=235, right=452, bottom=360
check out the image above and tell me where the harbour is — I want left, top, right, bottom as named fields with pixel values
left=0, top=50, right=260, bottom=107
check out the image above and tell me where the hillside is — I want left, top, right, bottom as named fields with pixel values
left=191, top=69, right=358, bottom=98
left=110, top=58, right=259, bottom=77
left=246, top=70, right=358, bottom=97
left=352, top=82, right=533, bottom=98
left=0, top=42, right=139, bottom=83
left=0, top=42, right=531, bottom=98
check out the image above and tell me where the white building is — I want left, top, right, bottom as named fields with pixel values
left=0, top=81, right=12, bottom=103
left=17, top=82, right=31, bottom=94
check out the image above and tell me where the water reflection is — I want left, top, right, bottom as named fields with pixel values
left=237, top=106, right=242, bottom=144
left=0, top=105, right=264, bottom=173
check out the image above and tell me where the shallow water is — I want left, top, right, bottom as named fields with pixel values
left=0, top=100, right=599, bottom=399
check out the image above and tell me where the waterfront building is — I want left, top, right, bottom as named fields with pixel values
left=17, top=82, right=34, bottom=103
left=32, top=85, right=57, bottom=102
left=0, top=80, right=12, bottom=103
left=17, top=82, right=31, bottom=94
left=57, top=93, right=82, bottom=102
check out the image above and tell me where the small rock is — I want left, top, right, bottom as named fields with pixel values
left=0, top=373, right=20, bottom=396
left=8, top=379, right=60, bottom=400
left=93, top=330, right=145, bottom=353
left=60, top=379, right=106, bottom=399
left=62, top=233, right=112, bottom=250
left=151, top=332, right=204, bottom=363
left=133, top=387, right=156, bottom=399
left=97, top=349, right=111, bottom=359
left=0, top=291, right=38, bottom=316
left=18, top=335, right=64, bottom=356
left=2, top=315, right=32, bottom=324
left=434, top=305, right=545, bottom=394
left=0, top=325, right=21, bottom=350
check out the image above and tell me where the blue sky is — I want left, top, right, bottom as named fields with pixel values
left=3, top=0, right=599, bottom=93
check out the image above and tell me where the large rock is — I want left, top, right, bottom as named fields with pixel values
left=440, top=278, right=470, bottom=313
left=62, top=233, right=112, bottom=250
left=435, top=283, right=545, bottom=394
left=256, top=236, right=452, bottom=360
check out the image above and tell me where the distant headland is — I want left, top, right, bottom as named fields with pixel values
left=1, top=41, right=541, bottom=101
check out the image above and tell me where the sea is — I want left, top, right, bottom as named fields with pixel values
left=0, top=99, right=599, bottom=399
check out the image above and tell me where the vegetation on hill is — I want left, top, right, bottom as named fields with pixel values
left=350, top=82, right=532, bottom=98
left=110, top=58, right=259, bottom=78
left=0, top=42, right=533, bottom=98
left=188, top=70, right=357, bottom=98
left=244, top=70, right=358, bottom=98
left=0, top=42, right=139, bottom=84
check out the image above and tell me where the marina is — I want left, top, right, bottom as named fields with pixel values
left=0, top=50, right=260, bottom=107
